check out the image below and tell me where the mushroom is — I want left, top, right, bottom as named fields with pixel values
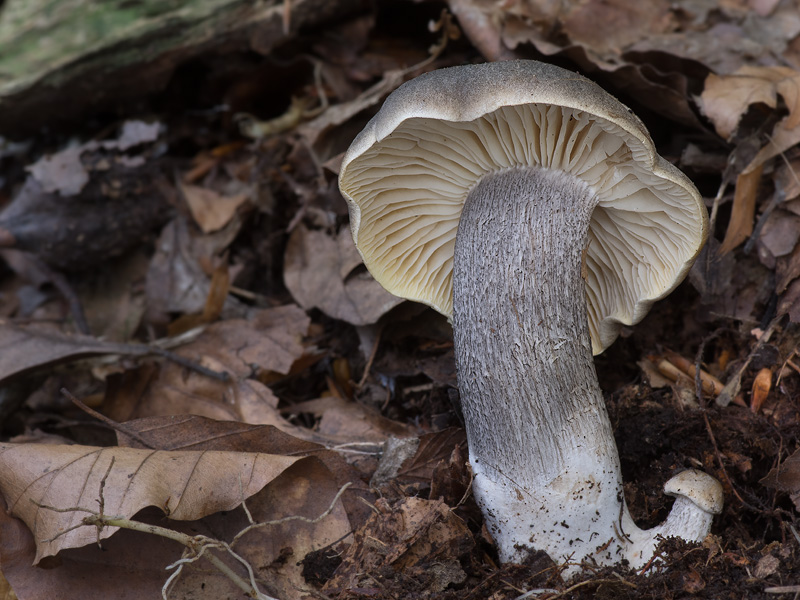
left=338, top=60, right=722, bottom=572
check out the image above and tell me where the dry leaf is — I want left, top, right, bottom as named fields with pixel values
left=102, top=305, right=312, bottom=431
left=681, top=568, right=706, bottom=594
left=284, top=224, right=404, bottom=325
left=25, top=146, right=88, bottom=197
left=0, top=503, right=188, bottom=600
left=700, top=65, right=800, bottom=140
left=0, top=457, right=353, bottom=600
left=759, top=209, right=800, bottom=260
left=287, top=396, right=414, bottom=443
left=22, top=120, right=163, bottom=198
left=145, top=217, right=243, bottom=323
left=750, top=367, right=773, bottom=413
left=0, top=321, right=161, bottom=385
left=0, top=442, right=304, bottom=562
left=115, top=415, right=376, bottom=526
left=180, top=181, right=249, bottom=234
left=761, top=448, right=800, bottom=510
left=755, top=554, right=781, bottom=578
left=719, top=165, right=763, bottom=254
left=745, top=116, right=800, bottom=174
left=396, top=428, right=467, bottom=485
left=560, top=0, right=673, bottom=55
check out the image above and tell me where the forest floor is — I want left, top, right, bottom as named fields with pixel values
left=1, top=1, right=800, bottom=599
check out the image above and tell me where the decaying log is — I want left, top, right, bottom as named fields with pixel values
left=0, top=0, right=368, bottom=138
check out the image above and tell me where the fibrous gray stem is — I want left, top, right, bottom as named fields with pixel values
left=452, top=167, right=690, bottom=570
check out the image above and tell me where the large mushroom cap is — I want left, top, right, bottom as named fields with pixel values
left=339, top=60, right=707, bottom=354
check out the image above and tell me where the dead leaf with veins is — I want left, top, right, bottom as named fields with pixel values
left=0, top=442, right=304, bottom=562
left=101, top=305, right=314, bottom=435
left=180, top=180, right=250, bottom=234
left=700, top=65, right=800, bottom=140
left=284, top=224, right=404, bottom=325
left=0, top=450, right=355, bottom=600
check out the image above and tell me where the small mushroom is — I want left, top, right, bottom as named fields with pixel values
left=339, top=60, right=722, bottom=572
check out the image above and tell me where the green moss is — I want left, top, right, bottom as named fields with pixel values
left=0, top=0, right=262, bottom=92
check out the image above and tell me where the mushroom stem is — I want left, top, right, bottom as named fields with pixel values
left=453, top=167, right=713, bottom=571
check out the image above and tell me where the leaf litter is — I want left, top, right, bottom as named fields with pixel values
left=1, top=1, right=800, bottom=599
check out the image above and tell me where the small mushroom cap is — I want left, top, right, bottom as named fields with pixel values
left=339, top=60, right=707, bottom=354
left=664, top=469, right=724, bottom=514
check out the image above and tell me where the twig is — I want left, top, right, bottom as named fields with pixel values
left=61, top=388, right=155, bottom=449
left=522, top=578, right=626, bottom=600
left=42, top=494, right=330, bottom=600
left=45, top=264, right=91, bottom=335
left=513, top=589, right=559, bottom=600
left=300, top=9, right=459, bottom=143
left=357, top=328, right=382, bottom=388
left=230, top=482, right=351, bottom=547
left=702, top=175, right=729, bottom=288
left=703, top=411, right=760, bottom=513
left=81, top=515, right=275, bottom=600
left=717, top=315, right=782, bottom=406
left=791, top=524, right=800, bottom=547
left=146, top=346, right=230, bottom=382
left=638, top=547, right=667, bottom=576
left=45, top=325, right=231, bottom=382
left=95, top=456, right=115, bottom=547
left=323, top=441, right=384, bottom=456
left=236, top=60, right=328, bottom=140
left=743, top=180, right=785, bottom=254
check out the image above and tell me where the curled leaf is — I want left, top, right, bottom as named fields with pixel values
left=0, top=443, right=305, bottom=562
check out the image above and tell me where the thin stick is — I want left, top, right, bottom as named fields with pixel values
left=703, top=411, right=754, bottom=511
left=357, top=328, right=382, bottom=388
left=147, top=347, right=230, bottom=382
left=61, top=388, right=155, bottom=449
left=230, top=482, right=351, bottom=547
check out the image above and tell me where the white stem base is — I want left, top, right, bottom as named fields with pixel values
left=473, top=460, right=717, bottom=573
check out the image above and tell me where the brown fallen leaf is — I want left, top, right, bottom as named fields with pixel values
left=0, top=569, right=12, bottom=600
left=145, top=217, right=244, bottom=323
left=286, top=396, right=414, bottom=443
left=761, top=448, right=800, bottom=510
left=166, top=253, right=231, bottom=336
left=297, top=12, right=457, bottom=150
left=284, top=224, right=404, bottom=325
left=751, top=367, right=773, bottom=413
left=700, top=65, right=800, bottom=140
left=115, top=414, right=376, bottom=526
left=79, top=251, right=150, bottom=342
left=719, top=165, right=763, bottom=255
left=759, top=209, right=800, bottom=264
left=0, top=503, right=188, bottom=600
left=0, top=442, right=304, bottom=563
left=179, top=180, right=249, bottom=234
left=1, top=456, right=353, bottom=600
left=102, top=305, right=312, bottom=432
left=744, top=117, right=800, bottom=174
left=430, top=441, right=471, bottom=507
left=560, top=0, right=673, bottom=56
left=0, top=320, right=191, bottom=385
left=681, top=567, right=706, bottom=594
left=395, top=427, right=467, bottom=486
